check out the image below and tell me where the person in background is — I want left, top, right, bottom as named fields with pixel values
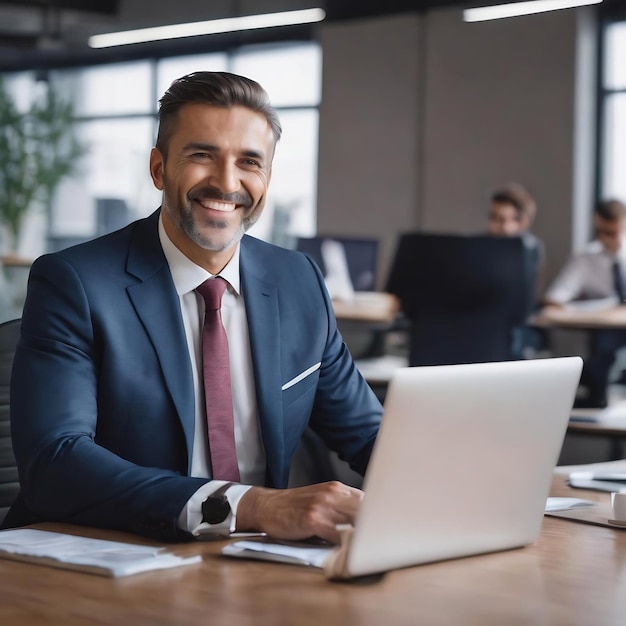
left=486, top=182, right=545, bottom=276
left=487, top=183, right=537, bottom=235
left=3, top=71, right=382, bottom=543
left=544, top=199, right=626, bottom=408
left=486, top=182, right=545, bottom=358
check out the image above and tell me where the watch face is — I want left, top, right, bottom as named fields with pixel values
left=202, top=495, right=231, bottom=525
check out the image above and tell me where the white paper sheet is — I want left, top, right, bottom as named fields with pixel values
left=222, top=539, right=333, bottom=568
left=545, top=497, right=597, bottom=512
left=0, top=529, right=202, bottom=577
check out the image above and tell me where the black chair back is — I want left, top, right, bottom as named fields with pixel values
left=0, top=318, right=20, bottom=525
left=386, top=233, right=533, bottom=366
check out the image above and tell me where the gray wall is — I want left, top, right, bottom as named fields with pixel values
left=317, top=7, right=596, bottom=291
left=317, top=14, right=422, bottom=289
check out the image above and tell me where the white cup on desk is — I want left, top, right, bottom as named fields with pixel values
left=611, top=492, right=626, bottom=522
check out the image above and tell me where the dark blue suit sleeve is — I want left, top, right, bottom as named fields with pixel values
left=9, top=254, right=206, bottom=540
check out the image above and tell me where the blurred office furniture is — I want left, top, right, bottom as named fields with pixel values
left=297, top=236, right=386, bottom=359
left=0, top=318, right=20, bottom=525
left=48, top=197, right=130, bottom=253
left=0, top=259, right=13, bottom=322
left=96, top=198, right=130, bottom=236
left=296, top=236, right=379, bottom=292
left=533, top=304, right=626, bottom=330
left=564, top=409, right=626, bottom=462
left=289, top=427, right=363, bottom=489
left=532, top=302, right=626, bottom=411
left=333, top=291, right=405, bottom=399
left=0, top=259, right=29, bottom=323
left=332, top=291, right=399, bottom=324
left=386, top=233, right=533, bottom=367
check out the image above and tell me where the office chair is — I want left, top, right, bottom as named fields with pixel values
left=288, top=427, right=363, bottom=489
left=386, top=233, right=533, bottom=366
left=0, top=318, right=21, bottom=525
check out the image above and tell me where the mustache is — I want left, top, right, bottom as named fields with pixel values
left=188, top=186, right=252, bottom=208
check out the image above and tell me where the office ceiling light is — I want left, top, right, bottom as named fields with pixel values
left=88, top=8, right=326, bottom=48
left=463, top=0, right=602, bottom=22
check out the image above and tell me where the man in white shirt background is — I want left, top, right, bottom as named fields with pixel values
left=544, top=199, right=626, bottom=408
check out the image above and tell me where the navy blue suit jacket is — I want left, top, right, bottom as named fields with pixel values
left=4, top=210, right=381, bottom=540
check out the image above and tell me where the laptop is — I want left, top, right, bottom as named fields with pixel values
left=223, top=357, right=582, bottom=579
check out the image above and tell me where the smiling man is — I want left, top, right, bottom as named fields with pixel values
left=4, top=72, right=382, bottom=543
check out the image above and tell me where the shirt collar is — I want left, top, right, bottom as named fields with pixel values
left=158, top=213, right=241, bottom=296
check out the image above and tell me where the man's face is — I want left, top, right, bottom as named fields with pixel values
left=487, top=202, right=529, bottom=237
left=594, top=215, right=626, bottom=254
left=150, top=103, right=274, bottom=271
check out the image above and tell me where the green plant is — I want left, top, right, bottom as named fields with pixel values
left=0, top=77, right=86, bottom=252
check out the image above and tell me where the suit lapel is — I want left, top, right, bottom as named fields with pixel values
left=240, top=238, right=285, bottom=487
left=125, top=211, right=196, bottom=471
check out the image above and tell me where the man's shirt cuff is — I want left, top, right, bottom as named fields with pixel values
left=177, top=481, right=252, bottom=537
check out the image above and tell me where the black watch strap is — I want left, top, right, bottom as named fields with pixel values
left=201, top=483, right=235, bottom=525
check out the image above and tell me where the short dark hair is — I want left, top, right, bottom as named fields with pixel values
left=594, top=199, right=626, bottom=222
left=490, top=182, right=537, bottom=224
left=156, top=71, right=282, bottom=156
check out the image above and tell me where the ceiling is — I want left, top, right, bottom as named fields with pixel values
left=0, top=0, right=617, bottom=72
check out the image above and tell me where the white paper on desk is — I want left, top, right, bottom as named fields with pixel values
left=222, top=539, right=333, bottom=568
left=593, top=402, right=626, bottom=424
left=545, top=497, right=596, bottom=512
left=321, top=239, right=355, bottom=302
left=0, top=529, right=202, bottom=577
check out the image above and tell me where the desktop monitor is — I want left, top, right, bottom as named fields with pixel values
left=296, top=236, right=379, bottom=292
left=96, top=198, right=130, bottom=236
left=385, top=232, right=531, bottom=366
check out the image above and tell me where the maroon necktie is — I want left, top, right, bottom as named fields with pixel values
left=196, top=277, right=240, bottom=482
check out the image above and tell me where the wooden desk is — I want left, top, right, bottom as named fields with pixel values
left=333, top=292, right=403, bottom=362
left=0, top=255, right=33, bottom=269
left=332, top=292, right=400, bottom=325
left=3, top=484, right=626, bottom=626
left=532, top=305, right=626, bottom=330
left=568, top=409, right=626, bottom=461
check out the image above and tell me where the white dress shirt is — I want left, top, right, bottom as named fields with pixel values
left=544, top=240, right=626, bottom=305
left=158, top=217, right=266, bottom=536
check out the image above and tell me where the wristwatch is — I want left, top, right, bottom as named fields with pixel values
left=201, top=483, right=234, bottom=525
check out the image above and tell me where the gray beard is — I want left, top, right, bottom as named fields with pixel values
left=179, top=202, right=263, bottom=251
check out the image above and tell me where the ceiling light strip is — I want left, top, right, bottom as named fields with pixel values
left=88, top=8, right=326, bottom=48
left=463, top=0, right=602, bottom=23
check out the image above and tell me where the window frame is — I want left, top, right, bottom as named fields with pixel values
left=596, top=3, right=626, bottom=204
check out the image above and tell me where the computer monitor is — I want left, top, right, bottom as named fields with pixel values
left=96, top=198, right=130, bottom=236
left=296, top=236, right=379, bottom=292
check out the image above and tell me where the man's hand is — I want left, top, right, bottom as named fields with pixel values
left=235, top=481, right=363, bottom=544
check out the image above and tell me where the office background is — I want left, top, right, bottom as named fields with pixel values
left=0, top=0, right=623, bottom=291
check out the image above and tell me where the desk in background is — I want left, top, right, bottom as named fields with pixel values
left=566, top=405, right=626, bottom=461
left=332, top=293, right=404, bottom=372
left=532, top=304, right=626, bottom=330
left=3, top=474, right=626, bottom=625
left=331, top=292, right=400, bottom=325
left=534, top=305, right=626, bottom=457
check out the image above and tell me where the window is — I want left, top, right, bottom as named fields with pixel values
left=600, top=20, right=626, bottom=202
left=232, top=43, right=321, bottom=245
left=4, top=42, right=321, bottom=257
